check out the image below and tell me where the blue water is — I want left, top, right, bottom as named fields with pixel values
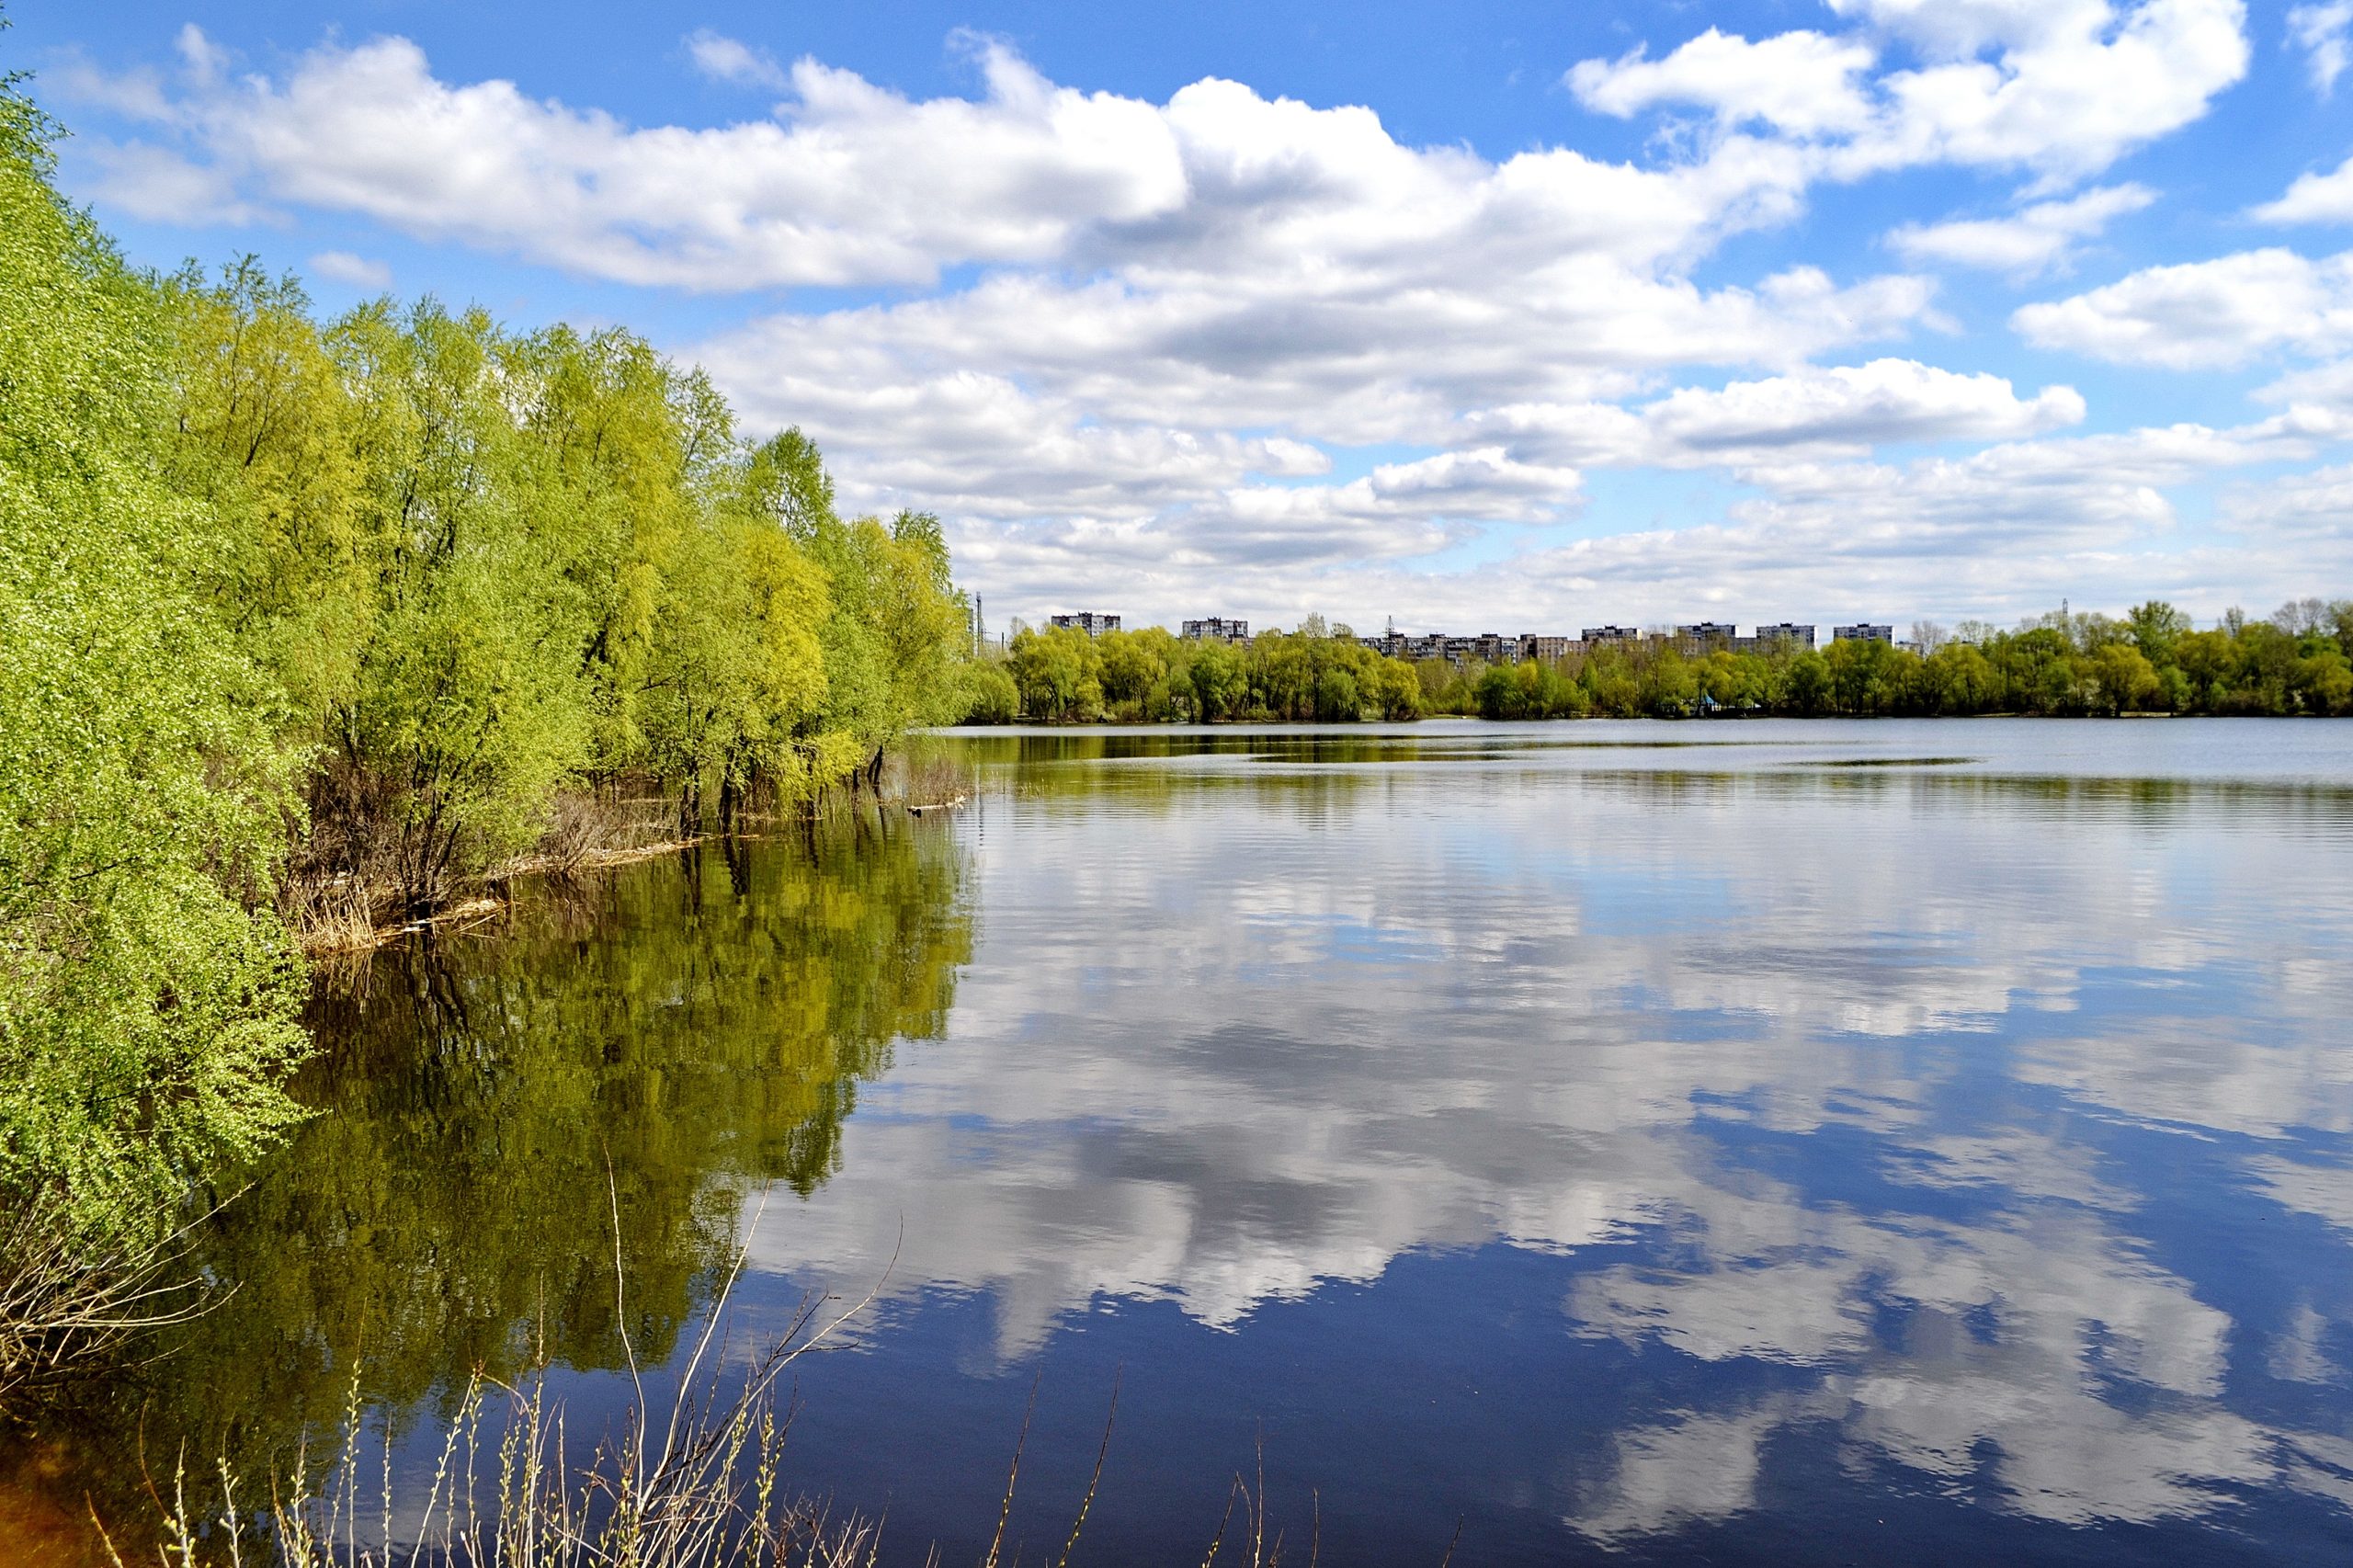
left=698, top=722, right=2353, bottom=1562
left=131, top=720, right=2353, bottom=1564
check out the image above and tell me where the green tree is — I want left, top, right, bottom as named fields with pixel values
left=1010, top=625, right=1103, bottom=721
left=957, top=661, right=1020, bottom=724
left=1097, top=628, right=1170, bottom=711
left=1188, top=640, right=1248, bottom=720
left=0, top=88, right=309, bottom=1237
left=2127, top=600, right=2190, bottom=669
left=2088, top=642, right=2161, bottom=715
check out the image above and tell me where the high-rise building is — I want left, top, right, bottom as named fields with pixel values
left=1049, top=611, right=1122, bottom=636
left=1181, top=617, right=1250, bottom=642
left=1832, top=623, right=1894, bottom=644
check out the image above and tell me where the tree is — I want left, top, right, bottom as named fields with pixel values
left=0, top=88, right=309, bottom=1238
left=957, top=661, right=1020, bottom=723
left=2088, top=642, right=2160, bottom=715
left=2127, top=600, right=2190, bottom=668
left=1371, top=657, right=1424, bottom=720
left=325, top=299, right=597, bottom=908
left=1188, top=641, right=1247, bottom=721
left=1098, top=629, right=1169, bottom=710
left=1921, top=642, right=1998, bottom=714
left=162, top=257, right=372, bottom=733
left=1781, top=651, right=1831, bottom=716
left=1010, top=626, right=1102, bottom=721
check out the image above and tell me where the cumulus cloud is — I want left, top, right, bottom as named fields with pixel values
left=63, top=29, right=1836, bottom=291
left=2013, top=247, right=2353, bottom=367
left=1889, top=183, right=2154, bottom=275
left=1574, top=0, right=2248, bottom=188
left=2289, top=2, right=2353, bottom=93
left=2220, top=460, right=2353, bottom=562
left=76, top=135, right=268, bottom=224
left=682, top=28, right=788, bottom=91
left=1566, top=28, right=1878, bottom=138
left=67, top=33, right=1192, bottom=289
left=307, top=249, right=391, bottom=288
left=1188, top=409, right=2340, bottom=634
left=1643, top=358, right=2084, bottom=452
left=51, top=17, right=2325, bottom=632
left=1469, top=359, right=2084, bottom=467
left=2256, top=357, right=2353, bottom=409
left=2252, top=152, right=2353, bottom=225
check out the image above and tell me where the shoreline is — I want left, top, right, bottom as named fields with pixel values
left=298, top=794, right=972, bottom=957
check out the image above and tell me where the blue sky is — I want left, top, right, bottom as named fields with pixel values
left=14, top=0, right=2353, bottom=634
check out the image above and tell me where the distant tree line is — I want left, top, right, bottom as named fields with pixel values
left=973, top=616, right=1424, bottom=722
left=963, top=602, right=2353, bottom=724
left=0, top=84, right=972, bottom=1267
left=1447, top=604, right=2353, bottom=721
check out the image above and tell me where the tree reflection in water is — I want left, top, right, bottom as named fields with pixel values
left=46, top=816, right=974, bottom=1543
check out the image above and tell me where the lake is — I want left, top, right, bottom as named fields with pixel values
left=15, top=719, right=2353, bottom=1565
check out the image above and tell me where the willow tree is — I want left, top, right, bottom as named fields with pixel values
left=162, top=257, right=373, bottom=734
left=0, top=86, right=308, bottom=1237
left=324, top=300, right=597, bottom=909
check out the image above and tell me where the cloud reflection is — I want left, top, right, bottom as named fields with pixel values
left=742, top=722, right=2353, bottom=1539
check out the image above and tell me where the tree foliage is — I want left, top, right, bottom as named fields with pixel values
left=0, top=80, right=974, bottom=1245
left=986, top=604, right=2353, bottom=726
left=991, top=621, right=1427, bottom=722
left=0, top=90, right=308, bottom=1237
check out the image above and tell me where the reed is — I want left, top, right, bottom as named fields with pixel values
left=0, top=1190, right=209, bottom=1408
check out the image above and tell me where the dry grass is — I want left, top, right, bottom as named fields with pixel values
left=0, top=1191, right=211, bottom=1410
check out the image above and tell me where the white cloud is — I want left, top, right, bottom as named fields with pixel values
left=1825, top=0, right=2113, bottom=58
left=1171, top=409, right=2341, bottom=635
left=2256, top=357, right=2353, bottom=408
left=1572, top=0, right=2248, bottom=189
left=2289, top=1, right=2353, bottom=94
left=1472, top=412, right=2347, bottom=625
left=2013, top=247, right=2353, bottom=367
left=76, top=136, right=269, bottom=225
left=70, top=33, right=1192, bottom=289
left=682, top=28, right=788, bottom=91
left=1648, top=358, right=2086, bottom=451
left=2252, top=152, right=2353, bottom=225
left=1567, top=28, right=1879, bottom=138
left=307, top=249, right=391, bottom=288
left=64, top=30, right=1836, bottom=292
left=1889, top=183, right=2154, bottom=275
left=1470, top=358, right=2084, bottom=466
left=50, top=20, right=2316, bottom=633
left=694, top=264, right=1938, bottom=466
left=2221, top=459, right=2353, bottom=560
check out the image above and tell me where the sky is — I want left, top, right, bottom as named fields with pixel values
left=13, top=0, right=2353, bottom=636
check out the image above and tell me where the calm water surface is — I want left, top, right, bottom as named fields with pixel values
left=25, top=719, right=2353, bottom=1564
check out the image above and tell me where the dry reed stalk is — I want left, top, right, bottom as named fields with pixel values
left=0, top=1192, right=215, bottom=1409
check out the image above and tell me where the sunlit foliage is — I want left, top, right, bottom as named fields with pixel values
left=0, top=84, right=309, bottom=1240
left=980, top=603, right=2353, bottom=725
left=1, top=79, right=973, bottom=1250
